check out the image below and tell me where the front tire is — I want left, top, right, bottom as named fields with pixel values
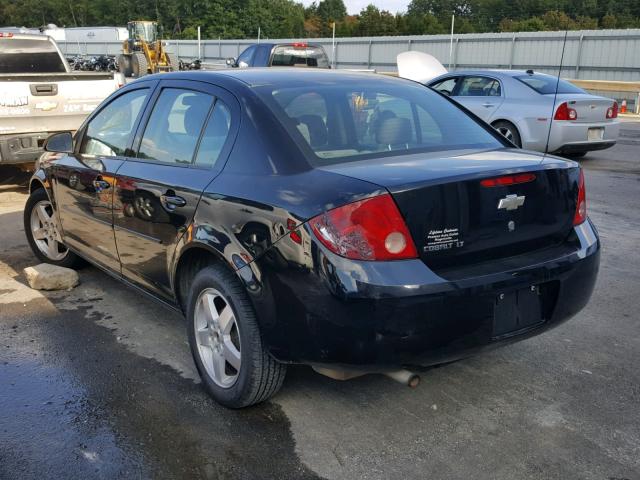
left=493, top=120, right=522, bottom=148
left=131, top=52, right=149, bottom=77
left=186, top=264, right=286, bottom=408
left=24, top=188, right=82, bottom=268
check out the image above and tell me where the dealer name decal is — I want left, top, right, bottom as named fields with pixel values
left=425, top=227, right=464, bottom=252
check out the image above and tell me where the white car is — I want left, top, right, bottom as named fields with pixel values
left=427, top=70, right=620, bottom=157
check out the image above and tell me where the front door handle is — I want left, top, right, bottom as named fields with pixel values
left=482, top=103, right=495, bottom=108
left=161, top=193, right=187, bottom=208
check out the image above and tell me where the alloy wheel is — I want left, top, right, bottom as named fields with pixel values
left=30, top=200, right=68, bottom=261
left=194, top=288, right=242, bottom=388
left=496, top=126, right=514, bottom=143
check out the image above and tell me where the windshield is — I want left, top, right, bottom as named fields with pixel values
left=515, top=74, right=586, bottom=95
left=0, top=38, right=66, bottom=73
left=256, top=79, right=503, bottom=165
left=271, top=45, right=329, bottom=68
left=129, top=23, right=157, bottom=43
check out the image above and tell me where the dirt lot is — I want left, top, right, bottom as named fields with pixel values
left=1, top=121, right=639, bottom=480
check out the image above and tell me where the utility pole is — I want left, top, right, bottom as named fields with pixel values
left=331, top=22, right=336, bottom=69
left=448, top=14, right=455, bottom=70
left=258, top=26, right=261, bottom=43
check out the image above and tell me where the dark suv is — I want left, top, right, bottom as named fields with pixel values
left=226, top=42, right=330, bottom=69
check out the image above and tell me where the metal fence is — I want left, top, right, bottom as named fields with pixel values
left=58, top=29, right=640, bottom=105
left=58, top=29, right=640, bottom=80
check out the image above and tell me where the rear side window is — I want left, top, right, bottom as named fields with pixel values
left=194, top=101, right=231, bottom=168
left=80, top=89, right=148, bottom=157
left=258, top=81, right=501, bottom=164
left=138, top=88, right=213, bottom=165
left=515, top=74, right=585, bottom=95
left=0, top=38, right=66, bottom=73
left=457, top=76, right=501, bottom=97
left=271, top=45, right=329, bottom=68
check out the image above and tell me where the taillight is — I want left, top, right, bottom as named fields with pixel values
left=573, top=169, right=587, bottom=225
left=0, top=32, right=14, bottom=38
left=606, top=102, right=618, bottom=119
left=555, top=102, right=577, bottom=121
left=309, top=193, right=418, bottom=261
left=480, top=173, right=536, bottom=187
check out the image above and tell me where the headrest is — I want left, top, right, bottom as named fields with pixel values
left=375, top=116, right=412, bottom=146
left=184, top=102, right=210, bottom=137
left=296, top=115, right=327, bottom=147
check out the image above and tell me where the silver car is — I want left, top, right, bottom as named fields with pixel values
left=427, top=70, right=620, bottom=157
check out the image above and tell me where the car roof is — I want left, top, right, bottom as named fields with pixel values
left=146, top=68, right=414, bottom=89
left=247, top=42, right=323, bottom=48
left=439, top=69, right=552, bottom=78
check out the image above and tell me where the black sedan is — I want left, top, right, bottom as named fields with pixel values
left=24, top=69, right=600, bottom=408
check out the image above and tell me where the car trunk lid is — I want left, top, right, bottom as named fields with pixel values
left=553, top=93, right=614, bottom=123
left=321, top=148, right=579, bottom=274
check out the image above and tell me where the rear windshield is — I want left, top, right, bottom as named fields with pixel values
left=255, top=79, right=504, bottom=165
left=271, top=45, right=329, bottom=68
left=515, top=74, right=585, bottom=95
left=0, top=38, right=66, bottom=73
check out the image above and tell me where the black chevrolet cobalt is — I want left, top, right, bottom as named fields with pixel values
left=25, top=69, right=599, bottom=408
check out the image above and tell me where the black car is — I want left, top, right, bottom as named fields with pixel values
left=24, top=69, right=599, bottom=408
left=226, top=42, right=330, bottom=69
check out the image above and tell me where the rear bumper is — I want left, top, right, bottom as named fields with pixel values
left=0, top=133, right=50, bottom=165
left=548, top=120, right=619, bottom=153
left=243, top=220, right=600, bottom=369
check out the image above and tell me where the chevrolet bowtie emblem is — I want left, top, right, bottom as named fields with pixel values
left=497, top=194, right=525, bottom=211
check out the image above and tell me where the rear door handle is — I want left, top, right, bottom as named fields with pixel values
left=161, top=193, right=186, bottom=208
left=482, top=103, right=495, bottom=108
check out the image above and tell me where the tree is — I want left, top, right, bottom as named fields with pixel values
left=356, top=5, right=398, bottom=36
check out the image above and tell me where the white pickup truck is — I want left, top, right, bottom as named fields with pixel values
left=0, top=32, right=123, bottom=166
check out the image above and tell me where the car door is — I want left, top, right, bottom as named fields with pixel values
left=236, top=45, right=256, bottom=68
left=112, top=79, right=238, bottom=301
left=450, top=75, right=504, bottom=122
left=51, top=85, right=152, bottom=270
left=252, top=44, right=272, bottom=67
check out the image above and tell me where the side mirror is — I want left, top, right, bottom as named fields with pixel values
left=226, top=57, right=237, bottom=67
left=44, top=132, right=73, bottom=154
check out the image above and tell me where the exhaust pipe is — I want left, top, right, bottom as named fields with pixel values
left=384, top=369, right=420, bottom=388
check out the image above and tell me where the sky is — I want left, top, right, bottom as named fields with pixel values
left=300, top=0, right=411, bottom=15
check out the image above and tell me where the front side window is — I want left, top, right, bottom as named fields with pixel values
left=457, top=76, right=501, bottom=97
left=256, top=80, right=503, bottom=165
left=194, top=100, right=232, bottom=168
left=430, top=77, right=460, bottom=96
left=237, top=46, right=256, bottom=67
left=80, top=88, right=148, bottom=157
left=138, top=88, right=213, bottom=165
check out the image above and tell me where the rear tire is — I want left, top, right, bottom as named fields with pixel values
left=131, top=52, right=149, bottom=77
left=24, top=188, right=83, bottom=268
left=117, top=54, right=133, bottom=77
left=492, top=120, right=522, bottom=148
left=186, top=264, right=286, bottom=408
left=166, top=53, right=179, bottom=71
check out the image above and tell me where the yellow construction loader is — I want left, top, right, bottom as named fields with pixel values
left=117, top=21, right=178, bottom=77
